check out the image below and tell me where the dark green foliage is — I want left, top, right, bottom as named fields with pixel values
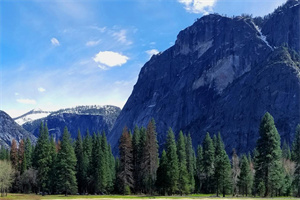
left=214, top=133, right=231, bottom=197
left=177, top=131, right=189, bottom=195
left=165, top=128, right=179, bottom=195
left=202, top=132, right=215, bottom=193
left=56, top=126, right=77, bottom=195
left=132, top=125, right=141, bottom=192
left=185, top=134, right=196, bottom=193
left=195, top=145, right=203, bottom=193
left=282, top=140, right=291, bottom=160
left=34, top=122, right=51, bottom=193
left=238, top=154, right=252, bottom=196
left=24, top=138, right=32, bottom=169
left=293, top=124, right=300, bottom=197
left=156, top=150, right=168, bottom=195
left=75, top=130, right=85, bottom=194
left=49, top=135, right=57, bottom=194
left=83, top=130, right=92, bottom=193
left=254, top=112, right=283, bottom=197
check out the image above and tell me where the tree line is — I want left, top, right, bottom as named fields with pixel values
left=0, top=112, right=300, bottom=197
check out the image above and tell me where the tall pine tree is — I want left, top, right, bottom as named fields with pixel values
left=177, top=131, right=189, bottom=195
left=56, top=126, right=77, bottom=195
left=292, top=124, right=300, bottom=197
left=202, top=132, right=215, bottom=193
left=238, top=154, right=252, bottom=196
left=254, top=112, right=283, bottom=197
left=185, top=134, right=195, bottom=193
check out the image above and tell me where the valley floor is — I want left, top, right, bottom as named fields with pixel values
left=1, top=194, right=297, bottom=200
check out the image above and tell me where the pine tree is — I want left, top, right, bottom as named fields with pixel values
left=214, top=133, right=231, bottom=197
left=254, top=112, right=283, bottom=197
left=202, top=132, right=215, bottom=193
left=195, top=145, right=203, bottom=193
left=132, top=125, right=141, bottom=192
left=75, top=130, right=85, bottom=194
left=83, top=130, right=92, bottom=193
left=165, top=128, right=179, bottom=195
left=177, top=131, right=189, bottom=195
left=24, top=138, right=32, bottom=169
left=141, top=119, right=159, bottom=195
left=100, top=132, right=110, bottom=192
left=238, top=154, right=252, bottom=196
left=108, top=145, right=116, bottom=193
left=34, top=122, right=51, bottom=194
left=185, top=134, right=195, bottom=193
left=49, top=135, right=57, bottom=194
left=292, top=124, right=300, bottom=197
left=10, top=139, right=18, bottom=171
left=118, top=127, right=134, bottom=194
left=90, top=132, right=102, bottom=193
left=156, top=150, right=168, bottom=195
left=56, top=126, right=77, bottom=195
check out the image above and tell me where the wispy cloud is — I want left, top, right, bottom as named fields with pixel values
left=146, top=49, right=159, bottom=58
left=86, top=39, right=101, bottom=47
left=38, top=87, right=46, bottom=92
left=17, top=98, right=36, bottom=105
left=51, top=38, right=60, bottom=46
left=113, top=29, right=132, bottom=45
left=93, top=51, right=129, bottom=70
left=178, top=0, right=217, bottom=14
left=89, top=26, right=107, bottom=32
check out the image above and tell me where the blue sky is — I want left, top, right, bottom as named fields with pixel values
left=0, top=0, right=286, bottom=117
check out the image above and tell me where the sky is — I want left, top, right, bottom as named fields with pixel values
left=0, top=0, right=287, bottom=118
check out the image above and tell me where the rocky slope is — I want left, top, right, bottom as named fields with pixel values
left=0, top=110, right=37, bottom=148
left=22, top=105, right=121, bottom=140
left=109, top=0, right=300, bottom=154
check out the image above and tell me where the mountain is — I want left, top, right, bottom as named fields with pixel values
left=14, top=108, right=53, bottom=125
left=0, top=110, right=37, bottom=148
left=109, top=0, right=300, bottom=154
left=22, top=105, right=121, bottom=140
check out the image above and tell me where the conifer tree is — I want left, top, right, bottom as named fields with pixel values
left=238, top=154, right=252, bottom=196
left=195, top=145, right=203, bottom=193
left=34, top=122, right=51, bottom=194
left=202, top=132, right=215, bottom=193
left=75, top=130, right=85, bottom=194
left=132, top=125, right=141, bottom=192
left=214, top=133, right=231, bottom=197
left=49, top=135, right=57, bottom=194
left=100, top=132, right=110, bottom=192
left=292, top=124, right=300, bottom=197
left=254, top=112, right=283, bottom=197
left=185, top=134, right=195, bottom=193
left=177, top=131, right=189, bottom=195
left=141, top=119, right=159, bottom=195
left=18, top=139, right=26, bottom=174
left=24, top=138, right=32, bottom=169
left=56, top=126, right=77, bottom=195
left=118, top=127, right=134, bottom=194
left=10, top=139, right=18, bottom=171
left=90, top=133, right=102, bottom=193
left=165, top=128, right=179, bottom=194
left=108, top=145, right=116, bottom=193
left=83, top=130, right=92, bottom=193
left=156, top=150, right=168, bottom=195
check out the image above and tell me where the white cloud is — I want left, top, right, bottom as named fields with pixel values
left=51, top=38, right=60, bottom=46
left=38, top=87, right=46, bottom=92
left=93, top=51, right=129, bottom=70
left=86, top=39, right=101, bottom=47
left=178, top=0, right=217, bottom=14
left=89, top=26, right=107, bottom=32
left=146, top=49, right=159, bottom=57
left=113, top=29, right=132, bottom=45
left=17, top=98, right=36, bottom=105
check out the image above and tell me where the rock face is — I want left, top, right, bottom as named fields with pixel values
left=109, top=0, right=300, bottom=154
left=0, top=110, right=37, bottom=148
left=22, top=105, right=121, bottom=140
